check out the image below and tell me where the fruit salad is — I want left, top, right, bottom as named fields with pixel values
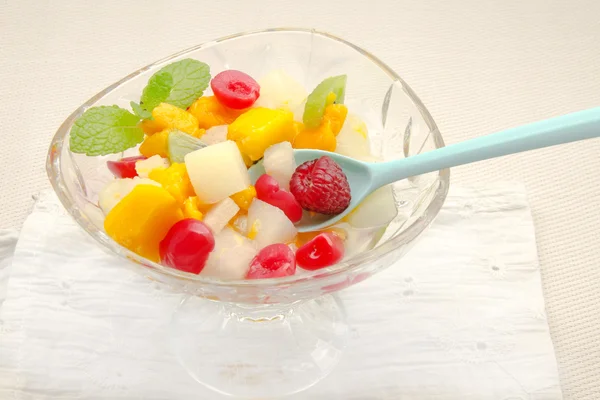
left=70, top=58, right=399, bottom=280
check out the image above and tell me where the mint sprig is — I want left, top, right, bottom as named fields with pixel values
left=140, top=58, right=210, bottom=112
left=70, top=58, right=211, bottom=156
left=69, top=106, right=144, bottom=156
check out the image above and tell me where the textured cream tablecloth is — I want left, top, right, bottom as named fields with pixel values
left=0, top=187, right=563, bottom=400
left=0, top=0, right=599, bottom=399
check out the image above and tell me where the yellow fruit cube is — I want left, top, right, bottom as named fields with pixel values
left=323, top=104, right=348, bottom=136
left=188, top=96, right=244, bottom=129
left=104, top=185, right=184, bottom=262
left=139, top=129, right=169, bottom=158
left=152, top=103, right=203, bottom=137
left=182, top=196, right=205, bottom=220
left=292, top=121, right=337, bottom=152
left=139, top=119, right=164, bottom=135
left=148, top=163, right=194, bottom=205
left=227, top=107, right=295, bottom=161
left=230, top=185, right=256, bottom=211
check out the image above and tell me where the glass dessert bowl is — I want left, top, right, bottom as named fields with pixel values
left=46, top=28, right=449, bottom=398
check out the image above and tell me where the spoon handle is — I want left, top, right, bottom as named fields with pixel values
left=371, top=107, right=600, bottom=188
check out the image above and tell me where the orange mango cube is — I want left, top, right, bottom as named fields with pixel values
left=152, top=103, right=203, bottom=138
left=139, top=129, right=169, bottom=158
left=230, top=185, right=256, bottom=211
left=188, top=96, right=245, bottom=130
left=148, top=163, right=194, bottom=205
left=104, top=185, right=184, bottom=262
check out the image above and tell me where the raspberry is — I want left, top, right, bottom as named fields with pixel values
left=289, top=156, right=351, bottom=215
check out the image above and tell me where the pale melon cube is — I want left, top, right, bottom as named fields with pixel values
left=184, top=140, right=250, bottom=204
left=201, top=227, right=257, bottom=280
left=254, top=70, right=307, bottom=111
left=347, top=185, right=398, bottom=229
left=135, top=155, right=170, bottom=178
left=263, top=141, right=295, bottom=191
left=203, top=198, right=240, bottom=234
left=201, top=125, right=228, bottom=145
left=98, top=177, right=160, bottom=214
left=231, top=214, right=248, bottom=235
left=335, top=114, right=373, bottom=161
left=247, top=199, right=297, bottom=248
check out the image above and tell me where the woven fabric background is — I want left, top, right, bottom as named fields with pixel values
left=0, top=1, right=599, bottom=399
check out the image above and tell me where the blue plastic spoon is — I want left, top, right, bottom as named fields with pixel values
left=249, top=107, right=600, bottom=232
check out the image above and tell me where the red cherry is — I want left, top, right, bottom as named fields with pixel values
left=255, top=174, right=280, bottom=196
left=296, top=232, right=344, bottom=270
left=255, top=174, right=303, bottom=223
left=210, top=70, right=260, bottom=109
left=159, top=219, right=215, bottom=274
left=247, top=243, right=296, bottom=279
left=107, top=155, right=146, bottom=178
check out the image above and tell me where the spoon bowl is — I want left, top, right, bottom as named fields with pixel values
left=249, top=149, right=375, bottom=232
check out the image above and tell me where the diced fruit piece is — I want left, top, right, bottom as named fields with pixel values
left=227, top=108, right=295, bottom=162
left=290, top=156, right=351, bottom=215
left=345, top=185, right=398, bottom=229
left=211, top=70, right=260, bottom=109
left=231, top=214, right=248, bottom=235
left=107, top=155, right=146, bottom=178
left=296, top=232, right=344, bottom=270
left=159, top=219, right=215, bottom=274
left=184, top=140, right=251, bottom=204
left=139, top=129, right=169, bottom=158
left=135, top=155, right=169, bottom=178
left=203, top=197, right=240, bottom=234
left=98, top=177, right=160, bottom=214
left=323, top=104, right=348, bottom=136
left=148, top=163, right=194, bottom=205
left=255, top=174, right=302, bottom=223
left=188, top=96, right=244, bottom=130
left=246, top=243, right=296, bottom=279
left=139, top=119, right=164, bottom=135
left=335, top=113, right=372, bottom=160
left=292, top=104, right=347, bottom=151
left=201, top=125, right=228, bottom=145
left=255, top=173, right=279, bottom=196
left=247, top=199, right=297, bottom=248
left=253, top=70, right=307, bottom=111
left=292, top=123, right=337, bottom=152
left=104, top=185, right=184, bottom=262
left=202, top=227, right=257, bottom=280
left=303, top=75, right=347, bottom=129
left=167, top=130, right=207, bottom=163
left=152, top=102, right=203, bottom=138
left=230, top=186, right=256, bottom=211
left=182, top=196, right=205, bottom=220
left=263, top=141, right=295, bottom=191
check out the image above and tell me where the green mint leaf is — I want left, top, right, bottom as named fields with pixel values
left=130, top=101, right=153, bottom=120
left=69, top=106, right=144, bottom=156
left=140, top=71, right=173, bottom=112
left=140, top=59, right=210, bottom=112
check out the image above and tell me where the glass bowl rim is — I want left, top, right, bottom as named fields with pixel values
left=46, top=27, right=450, bottom=289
